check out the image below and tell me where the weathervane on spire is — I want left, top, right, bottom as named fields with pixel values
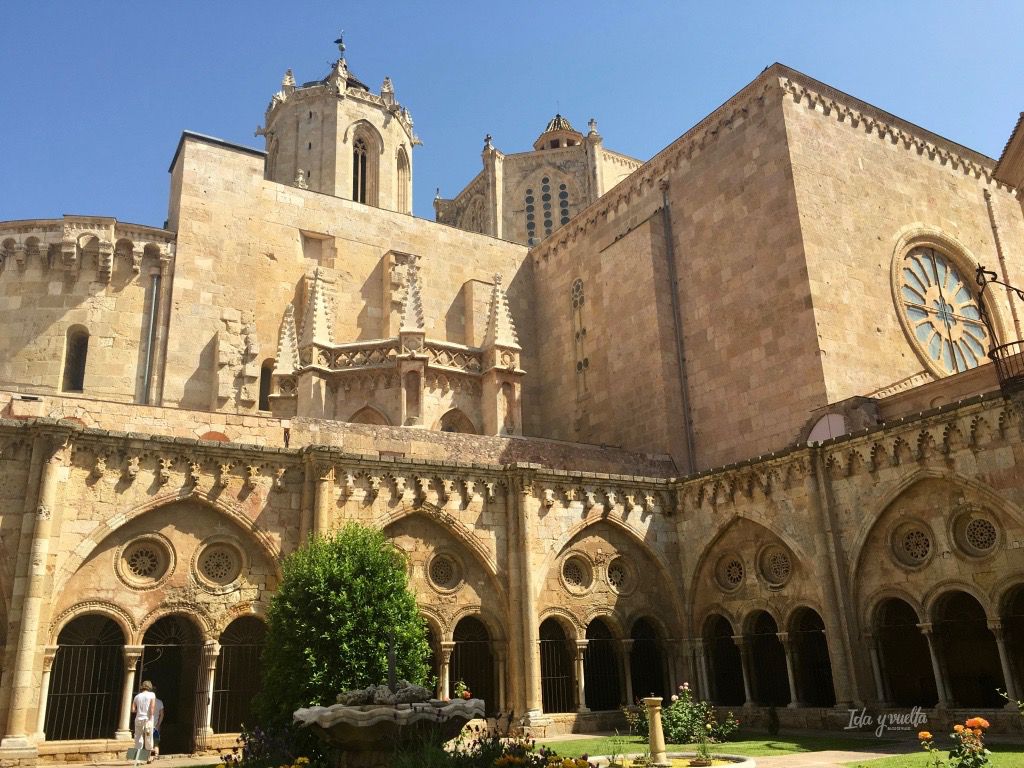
left=334, top=31, right=346, bottom=57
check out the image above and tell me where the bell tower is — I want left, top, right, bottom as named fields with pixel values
left=258, top=35, right=418, bottom=213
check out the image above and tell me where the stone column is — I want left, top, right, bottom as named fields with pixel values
left=865, top=634, right=890, bottom=706
left=116, top=646, right=145, bottom=740
left=988, top=621, right=1021, bottom=706
left=3, top=435, right=70, bottom=749
left=778, top=632, right=801, bottom=708
left=439, top=642, right=455, bottom=700
left=513, top=476, right=544, bottom=720
left=196, top=642, right=221, bottom=738
left=733, top=635, right=755, bottom=706
left=494, top=642, right=508, bottom=714
left=695, top=639, right=712, bottom=702
left=313, top=462, right=333, bottom=536
left=643, top=697, right=670, bottom=768
left=32, top=647, right=58, bottom=740
left=575, top=641, right=589, bottom=713
left=621, top=639, right=635, bottom=704
left=918, top=624, right=949, bottom=708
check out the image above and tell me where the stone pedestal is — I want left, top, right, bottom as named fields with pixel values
left=643, top=696, right=670, bottom=768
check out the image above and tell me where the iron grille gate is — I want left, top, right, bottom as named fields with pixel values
left=539, top=638, right=574, bottom=713
left=45, top=643, right=123, bottom=740
left=211, top=640, right=263, bottom=733
left=583, top=637, right=621, bottom=711
left=449, top=639, right=495, bottom=715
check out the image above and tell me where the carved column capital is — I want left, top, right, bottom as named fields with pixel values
left=42, top=645, right=59, bottom=672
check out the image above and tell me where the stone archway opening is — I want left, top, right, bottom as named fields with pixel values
left=630, top=617, right=668, bottom=700
left=539, top=618, right=575, bottom=713
left=934, top=591, right=1004, bottom=708
left=789, top=608, right=835, bottom=707
left=704, top=614, right=744, bottom=706
left=211, top=617, right=266, bottom=734
left=747, top=611, right=790, bottom=706
left=583, top=618, right=622, bottom=710
left=450, top=617, right=495, bottom=714
left=1002, top=585, right=1024, bottom=702
left=139, top=615, right=203, bottom=754
left=45, top=614, right=124, bottom=740
left=876, top=597, right=936, bottom=706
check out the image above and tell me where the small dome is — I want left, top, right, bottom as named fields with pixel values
left=534, top=114, right=584, bottom=151
left=543, top=113, right=576, bottom=133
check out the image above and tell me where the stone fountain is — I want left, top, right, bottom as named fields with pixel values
left=293, top=638, right=484, bottom=767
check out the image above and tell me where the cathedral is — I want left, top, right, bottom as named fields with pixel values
left=0, top=36, right=1023, bottom=763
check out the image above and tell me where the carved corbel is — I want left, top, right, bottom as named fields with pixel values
left=484, top=481, right=496, bottom=500
left=416, top=476, right=433, bottom=504
left=12, top=243, right=26, bottom=270
left=61, top=239, right=77, bottom=271
left=542, top=488, right=556, bottom=508
left=158, top=457, right=173, bottom=485
left=216, top=462, right=233, bottom=486
left=604, top=489, right=618, bottom=510
left=393, top=475, right=414, bottom=504
left=245, top=463, right=261, bottom=486
left=366, top=475, right=382, bottom=501
left=439, top=478, right=454, bottom=505
left=584, top=489, right=599, bottom=512
left=188, top=461, right=202, bottom=484
left=125, top=456, right=140, bottom=481
left=273, top=467, right=287, bottom=490
left=643, top=493, right=656, bottom=513
left=97, top=240, right=113, bottom=281
left=131, top=246, right=144, bottom=274
left=341, top=471, right=357, bottom=499
left=92, top=453, right=109, bottom=479
left=463, top=479, right=479, bottom=504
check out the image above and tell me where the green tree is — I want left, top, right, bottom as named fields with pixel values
left=255, top=523, right=431, bottom=725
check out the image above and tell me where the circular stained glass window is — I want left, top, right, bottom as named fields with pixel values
left=759, top=547, right=792, bottom=587
left=899, top=247, right=988, bottom=375
left=562, top=555, right=592, bottom=592
left=118, top=537, right=174, bottom=589
left=900, top=529, right=931, bottom=563
left=607, top=559, right=627, bottom=592
left=965, top=518, right=997, bottom=552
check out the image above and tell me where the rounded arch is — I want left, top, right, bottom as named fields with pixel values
left=436, top=408, right=476, bottom=434
left=739, top=604, right=785, bottom=635
left=703, top=612, right=744, bottom=705
left=54, top=490, right=284, bottom=598
left=923, top=579, right=996, bottom=622
left=450, top=614, right=496, bottom=712
left=199, top=430, right=230, bottom=442
left=863, top=587, right=925, bottom=630
left=787, top=606, right=836, bottom=707
left=874, top=595, right=937, bottom=706
left=745, top=609, right=790, bottom=706
left=848, top=469, right=1024, bottom=586
left=61, top=324, right=90, bottom=393
left=583, top=615, right=622, bottom=710
left=139, top=607, right=211, bottom=643
left=212, top=616, right=267, bottom=734
left=538, top=606, right=584, bottom=641
left=349, top=404, right=391, bottom=426
left=581, top=609, right=627, bottom=640
left=48, top=600, right=136, bottom=644
left=448, top=604, right=506, bottom=643
left=419, top=606, right=446, bottom=641
left=45, top=613, right=125, bottom=741
left=931, top=589, right=1005, bottom=707
left=699, top=606, right=739, bottom=638
left=630, top=616, right=669, bottom=700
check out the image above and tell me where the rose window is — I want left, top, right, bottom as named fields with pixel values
left=607, top=559, right=627, bottom=592
left=965, top=518, right=997, bottom=553
left=199, top=545, right=241, bottom=585
left=899, top=247, right=988, bottom=375
left=901, top=530, right=931, bottom=562
left=428, top=555, right=459, bottom=589
left=760, top=548, right=792, bottom=586
left=127, top=546, right=160, bottom=578
left=716, top=557, right=745, bottom=591
left=562, top=556, right=592, bottom=592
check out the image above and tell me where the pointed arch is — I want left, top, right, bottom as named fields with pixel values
left=345, top=120, right=384, bottom=207
left=396, top=145, right=411, bottom=214
left=847, top=468, right=1024, bottom=585
left=53, top=490, right=284, bottom=598
left=436, top=408, right=476, bottom=434
left=349, top=404, right=391, bottom=426
left=552, top=514, right=685, bottom=634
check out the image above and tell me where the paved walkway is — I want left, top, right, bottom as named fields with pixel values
left=753, top=750, right=905, bottom=767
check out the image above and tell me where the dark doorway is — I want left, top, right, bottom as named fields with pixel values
left=45, top=615, right=124, bottom=740
left=790, top=608, right=836, bottom=706
left=139, top=616, right=202, bottom=754
left=705, top=614, right=744, bottom=705
left=450, top=617, right=495, bottom=714
left=876, top=598, right=936, bottom=706
left=424, top=623, right=440, bottom=698
left=630, top=618, right=667, bottom=700
left=539, top=618, right=574, bottom=713
left=211, top=617, right=265, bottom=733
left=748, top=611, right=790, bottom=706
left=584, top=618, right=622, bottom=710
left=1002, top=586, right=1024, bottom=703
left=935, top=591, right=1004, bottom=708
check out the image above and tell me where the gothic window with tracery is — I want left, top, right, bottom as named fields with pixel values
left=899, top=246, right=988, bottom=375
left=353, top=138, right=369, bottom=203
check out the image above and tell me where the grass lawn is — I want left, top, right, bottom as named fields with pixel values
left=844, top=745, right=1024, bottom=767
left=538, top=733, right=907, bottom=758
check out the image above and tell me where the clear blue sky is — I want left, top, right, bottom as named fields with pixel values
left=1, top=2, right=1021, bottom=227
